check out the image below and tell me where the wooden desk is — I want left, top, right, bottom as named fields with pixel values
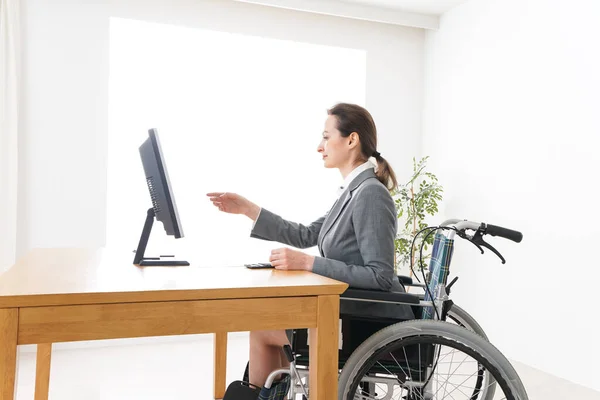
left=0, top=248, right=348, bottom=400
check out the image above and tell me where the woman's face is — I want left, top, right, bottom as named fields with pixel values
left=317, top=115, right=349, bottom=169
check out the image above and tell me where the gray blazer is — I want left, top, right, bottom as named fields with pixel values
left=251, top=169, right=414, bottom=320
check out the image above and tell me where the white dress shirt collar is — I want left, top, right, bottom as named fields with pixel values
left=336, top=161, right=375, bottom=198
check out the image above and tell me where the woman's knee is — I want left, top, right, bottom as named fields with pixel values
left=250, top=329, right=289, bottom=346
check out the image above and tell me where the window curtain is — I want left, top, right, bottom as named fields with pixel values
left=0, top=0, right=20, bottom=272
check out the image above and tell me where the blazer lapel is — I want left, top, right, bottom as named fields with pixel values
left=318, top=169, right=377, bottom=255
left=318, top=190, right=351, bottom=253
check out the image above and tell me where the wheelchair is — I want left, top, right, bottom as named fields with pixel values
left=237, top=219, right=528, bottom=400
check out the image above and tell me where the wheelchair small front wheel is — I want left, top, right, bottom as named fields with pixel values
left=338, top=320, right=527, bottom=400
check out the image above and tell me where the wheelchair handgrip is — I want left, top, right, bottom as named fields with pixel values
left=341, top=288, right=420, bottom=305
left=485, top=224, right=523, bottom=243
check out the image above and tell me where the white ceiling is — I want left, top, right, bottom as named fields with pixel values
left=235, top=0, right=468, bottom=28
left=337, top=0, right=468, bottom=16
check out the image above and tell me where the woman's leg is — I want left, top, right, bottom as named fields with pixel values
left=249, top=329, right=290, bottom=387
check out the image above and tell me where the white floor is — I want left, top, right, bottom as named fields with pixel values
left=13, top=333, right=600, bottom=400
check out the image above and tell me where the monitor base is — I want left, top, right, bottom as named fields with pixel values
left=138, top=259, right=190, bottom=267
left=133, top=208, right=188, bottom=267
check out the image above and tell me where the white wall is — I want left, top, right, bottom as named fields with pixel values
left=18, top=0, right=424, bottom=258
left=423, top=0, right=600, bottom=391
left=17, top=0, right=600, bottom=390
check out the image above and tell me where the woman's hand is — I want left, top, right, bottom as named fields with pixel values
left=269, top=248, right=315, bottom=271
left=206, top=192, right=260, bottom=221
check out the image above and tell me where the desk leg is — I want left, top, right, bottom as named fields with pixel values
left=0, top=308, right=18, bottom=399
left=309, top=295, right=340, bottom=400
left=34, top=344, right=52, bottom=400
left=213, top=332, right=227, bottom=399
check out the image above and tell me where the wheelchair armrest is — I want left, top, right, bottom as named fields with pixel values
left=397, top=275, right=413, bottom=285
left=341, top=288, right=420, bottom=305
left=398, top=275, right=426, bottom=288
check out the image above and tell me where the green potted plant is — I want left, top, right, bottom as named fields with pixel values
left=392, top=156, right=444, bottom=278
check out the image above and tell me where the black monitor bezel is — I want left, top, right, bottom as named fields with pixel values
left=147, top=128, right=184, bottom=238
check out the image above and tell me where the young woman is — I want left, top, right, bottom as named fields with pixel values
left=207, top=103, right=412, bottom=393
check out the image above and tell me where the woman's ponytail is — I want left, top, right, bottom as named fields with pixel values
left=373, top=153, right=398, bottom=191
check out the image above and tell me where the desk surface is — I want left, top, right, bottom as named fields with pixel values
left=0, top=248, right=348, bottom=308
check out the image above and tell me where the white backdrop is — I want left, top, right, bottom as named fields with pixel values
left=423, top=0, right=600, bottom=390
left=17, top=0, right=424, bottom=260
left=106, top=17, right=366, bottom=267
left=0, top=0, right=19, bottom=272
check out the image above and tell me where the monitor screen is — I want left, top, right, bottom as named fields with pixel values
left=139, top=128, right=184, bottom=238
left=134, top=128, right=189, bottom=266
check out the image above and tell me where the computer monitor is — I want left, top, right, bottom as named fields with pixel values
left=133, top=128, right=189, bottom=266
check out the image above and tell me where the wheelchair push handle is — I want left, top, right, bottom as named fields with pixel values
left=448, top=220, right=523, bottom=264
left=484, top=223, right=523, bottom=243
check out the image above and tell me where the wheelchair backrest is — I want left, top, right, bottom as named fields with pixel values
left=422, top=231, right=455, bottom=319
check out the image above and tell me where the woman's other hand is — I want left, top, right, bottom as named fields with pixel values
left=269, top=248, right=315, bottom=271
left=206, top=192, right=261, bottom=221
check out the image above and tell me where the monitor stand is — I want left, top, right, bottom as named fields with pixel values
left=133, top=208, right=190, bottom=266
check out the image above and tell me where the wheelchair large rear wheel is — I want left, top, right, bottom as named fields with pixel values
left=338, top=320, right=527, bottom=400
left=446, top=304, right=488, bottom=339
left=242, top=305, right=496, bottom=397
left=444, top=304, right=495, bottom=398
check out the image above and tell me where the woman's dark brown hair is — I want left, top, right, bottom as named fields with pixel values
left=327, top=103, right=398, bottom=191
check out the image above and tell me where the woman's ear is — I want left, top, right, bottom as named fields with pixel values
left=348, top=132, right=360, bottom=148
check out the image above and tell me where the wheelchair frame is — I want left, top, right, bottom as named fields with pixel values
left=252, top=219, right=526, bottom=400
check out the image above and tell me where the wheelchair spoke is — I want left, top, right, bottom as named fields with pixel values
left=435, top=372, right=479, bottom=399
left=389, top=351, right=411, bottom=382
left=418, top=343, right=422, bottom=383
left=402, top=346, right=414, bottom=382
left=430, top=353, right=480, bottom=399
left=441, top=342, right=457, bottom=399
